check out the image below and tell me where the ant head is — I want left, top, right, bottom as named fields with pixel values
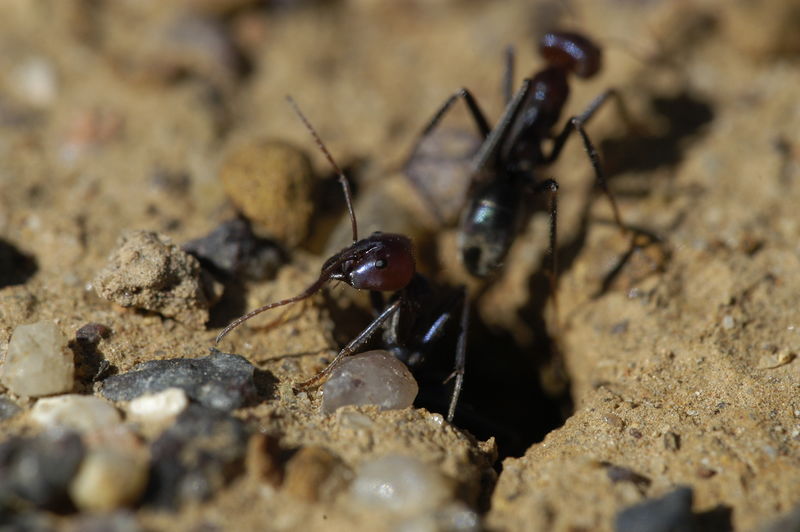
left=324, top=232, right=415, bottom=291
left=539, top=31, right=602, bottom=79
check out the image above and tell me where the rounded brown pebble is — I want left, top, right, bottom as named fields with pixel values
left=219, top=140, right=314, bottom=246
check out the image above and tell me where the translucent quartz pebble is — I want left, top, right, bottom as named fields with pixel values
left=0, top=321, right=74, bottom=397
left=350, top=454, right=453, bottom=515
left=321, top=350, right=418, bottom=415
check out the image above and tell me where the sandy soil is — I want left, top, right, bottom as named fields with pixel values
left=1, top=0, right=799, bottom=530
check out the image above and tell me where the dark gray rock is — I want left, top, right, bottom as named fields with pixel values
left=0, top=512, right=55, bottom=532
left=143, top=404, right=248, bottom=509
left=0, top=396, right=21, bottom=420
left=0, top=430, right=85, bottom=513
left=100, top=350, right=257, bottom=411
left=183, top=218, right=284, bottom=281
left=615, top=486, right=694, bottom=532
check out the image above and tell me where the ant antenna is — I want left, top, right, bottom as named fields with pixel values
left=286, top=96, right=359, bottom=243
left=215, top=272, right=331, bottom=345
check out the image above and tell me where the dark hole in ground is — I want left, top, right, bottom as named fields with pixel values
left=0, top=239, right=37, bottom=288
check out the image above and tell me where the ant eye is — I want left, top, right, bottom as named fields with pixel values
left=375, top=258, right=387, bottom=269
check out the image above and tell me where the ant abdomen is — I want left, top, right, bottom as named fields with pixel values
left=539, top=31, right=602, bottom=79
left=458, top=179, right=522, bottom=278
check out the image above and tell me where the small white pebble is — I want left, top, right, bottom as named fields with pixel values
left=350, top=455, right=453, bottom=515
left=721, top=315, right=734, bottom=329
left=11, top=56, right=57, bottom=106
left=428, top=413, right=444, bottom=426
left=31, top=395, right=120, bottom=432
left=322, top=351, right=418, bottom=415
left=127, top=387, right=188, bottom=423
left=1, top=321, right=74, bottom=397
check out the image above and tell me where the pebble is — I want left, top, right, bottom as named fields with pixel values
left=10, top=56, right=58, bottom=107
left=101, top=350, right=257, bottom=411
left=219, top=140, right=315, bottom=246
left=321, top=351, right=419, bottom=415
left=615, top=486, right=694, bottom=532
left=1, top=321, right=74, bottom=397
left=0, top=395, right=22, bottom=420
left=69, top=447, right=149, bottom=512
left=143, top=404, right=248, bottom=509
left=350, top=455, right=453, bottom=515
left=127, top=387, right=189, bottom=425
left=74, top=323, right=112, bottom=347
left=93, top=230, right=223, bottom=328
left=183, top=217, right=284, bottom=281
left=30, top=394, right=121, bottom=432
left=0, top=430, right=85, bottom=512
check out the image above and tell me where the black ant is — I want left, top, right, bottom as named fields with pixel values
left=405, top=31, right=630, bottom=286
left=215, top=97, right=469, bottom=422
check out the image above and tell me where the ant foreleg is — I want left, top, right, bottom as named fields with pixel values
left=293, top=298, right=403, bottom=391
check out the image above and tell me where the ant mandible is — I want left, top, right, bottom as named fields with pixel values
left=406, top=31, right=629, bottom=287
left=215, top=97, right=469, bottom=422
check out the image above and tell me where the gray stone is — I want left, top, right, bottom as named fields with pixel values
left=0, top=395, right=21, bottom=420
left=321, top=350, right=418, bottom=415
left=0, top=430, right=85, bottom=512
left=183, top=218, right=284, bottom=281
left=1, top=321, right=74, bottom=397
left=615, top=486, right=694, bottom=532
left=143, top=404, right=248, bottom=509
left=100, top=350, right=256, bottom=411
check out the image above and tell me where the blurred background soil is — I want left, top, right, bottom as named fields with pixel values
left=1, top=0, right=800, bottom=530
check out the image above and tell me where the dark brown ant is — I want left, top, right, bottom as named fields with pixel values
left=406, top=31, right=629, bottom=283
left=215, top=97, right=469, bottom=422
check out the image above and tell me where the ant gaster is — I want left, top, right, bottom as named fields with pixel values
left=216, top=97, right=469, bottom=422
left=406, top=31, right=628, bottom=282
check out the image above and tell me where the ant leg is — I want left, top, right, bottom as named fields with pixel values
left=294, top=298, right=403, bottom=390
left=570, top=119, right=625, bottom=230
left=532, top=179, right=560, bottom=328
left=502, top=46, right=515, bottom=105
left=404, top=88, right=492, bottom=222
left=545, top=96, right=625, bottom=232
left=445, top=288, right=469, bottom=423
left=414, top=88, right=492, bottom=142
left=545, top=88, right=633, bottom=165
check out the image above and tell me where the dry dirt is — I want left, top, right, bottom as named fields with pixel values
left=1, top=0, right=799, bottom=530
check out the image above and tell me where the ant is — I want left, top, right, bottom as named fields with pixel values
left=215, top=97, right=469, bottom=422
left=405, top=31, right=630, bottom=286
